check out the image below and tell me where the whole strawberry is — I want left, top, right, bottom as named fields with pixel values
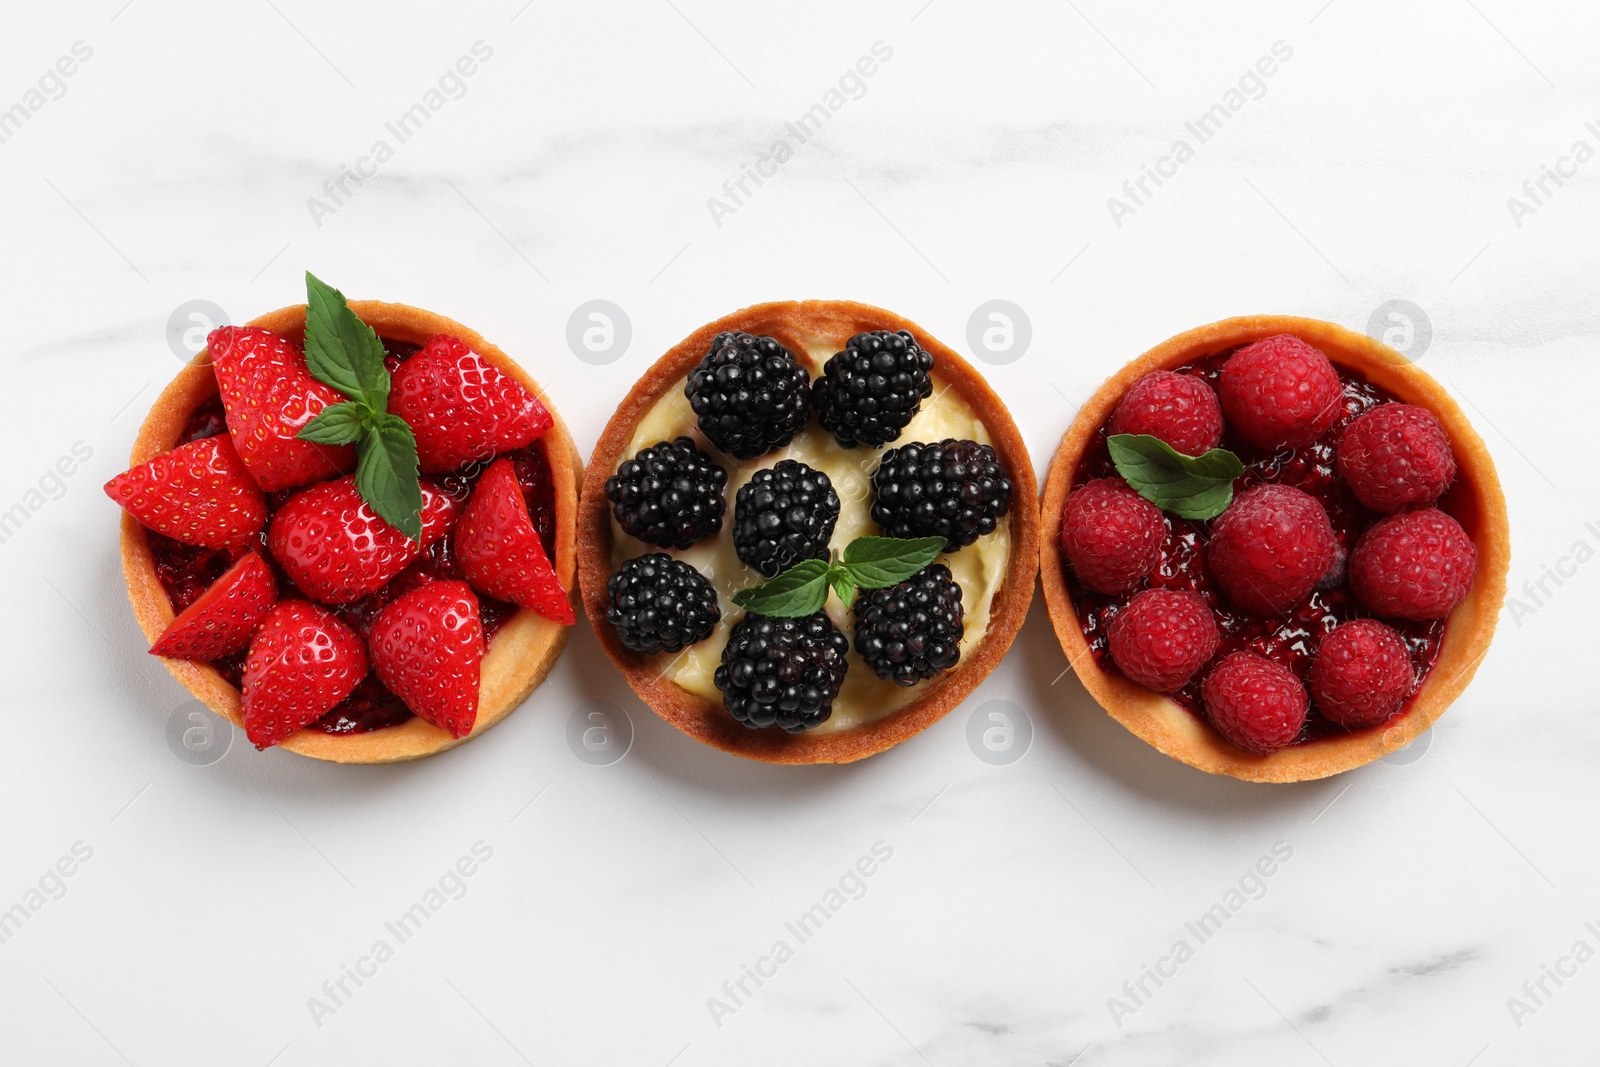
left=455, top=457, right=574, bottom=624
left=389, top=335, right=552, bottom=472
left=1310, top=619, right=1415, bottom=728
left=1059, top=478, right=1166, bottom=595
left=242, top=600, right=369, bottom=748
left=104, top=435, right=266, bottom=551
left=268, top=476, right=459, bottom=603
left=1107, top=589, right=1219, bottom=692
left=369, top=580, right=484, bottom=738
left=208, top=326, right=356, bottom=490
left=1349, top=508, right=1476, bottom=621
left=1218, top=334, right=1342, bottom=450
left=151, top=551, right=277, bottom=660
left=1336, top=403, right=1456, bottom=513
left=1109, top=370, right=1224, bottom=457
left=1207, top=484, right=1336, bottom=614
left=1201, top=651, right=1307, bottom=754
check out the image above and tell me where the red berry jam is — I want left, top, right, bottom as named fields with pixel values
left=179, top=397, right=228, bottom=445
left=311, top=673, right=417, bottom=735
left=1068, top=352, right=1448, bottom=744
left=146, top=339, right=554, bottom=736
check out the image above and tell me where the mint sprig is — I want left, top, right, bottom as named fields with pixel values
left=731, top=535, right=947, bottom=617
left=296, top=272, right=423, bottom=540
left=1107, top=433, right=1243, bottom=521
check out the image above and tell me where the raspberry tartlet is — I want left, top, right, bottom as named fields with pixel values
left=578, top=301, right=1039, bottom=764
left=1039, top=316, right=1509, bottom=782
left=111, top=278, right=579, bottom=763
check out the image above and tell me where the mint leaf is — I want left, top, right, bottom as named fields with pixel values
left=304, top=271, right=390, bottom=411
left=298, top=273, right=424, bottom=539
left=298, top=401, right=370, bottom=446
left=356, top=413, right=423, bottom=541
left=841, top=535, right=947, bottom=588
left=829, top=571, right=858, bottom=610
left=731, top=559, right=830, bottom=617
left=1107, top=433, right=1244, bottom=521
left=729, top=535, right=952, bottom=618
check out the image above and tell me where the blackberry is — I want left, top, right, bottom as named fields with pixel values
left=715, top=612, right=850, bottom=732
left=870, top=438, right=1013, bottom=551
left=812, top=330, right=934, bottom=448
left=605, top=437, right=727, bottom=549
left=732, top=460, right=841, bottom=578
left=853, top=564, right=964, bottom=686
left=606, top=554, right=721, bottom=655
left=684, top=331, right=811, bottom=460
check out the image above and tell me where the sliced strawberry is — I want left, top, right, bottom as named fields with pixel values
left=209, top=325, right=356, bottom=490
left=456, top=457, right=573, bottom=624
left=151, top=551, right=277, bottom=660
left=368, top=580, right=483, bottom=738
left=105, top=435, right=267, bottom=551
left=389, top=335, right=552, bottom=472
left=242, top=600, right=368, bottom=748
left=267, top=476, right=458, bottom=603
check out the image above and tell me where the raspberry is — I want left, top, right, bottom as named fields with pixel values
left=1335, top=403, right=1456, bottom=513
left=1109, top=370, right=1224, bottom=456
left=715, top=612, right=850, bottom=732
left=853, top=564, right=964, bottom=685
left=1059, top=478, right=1166, bottom=595
left=1107, top=589, right=1219, bottom=692
left=1207, top=484, right=1337, bottom=615
left=1310, top=619, right=1415, bottom=729
left=1201, top=651, right=1307, bottom=754
left=1349, top=508, right=1476, bottom=621
left=1218, top=334, right=1342, bottom=450
left=812, top=330, right=934, bottom=449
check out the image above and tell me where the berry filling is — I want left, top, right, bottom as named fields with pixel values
left=143, top=337, right=555, bottom=736
left=1067, top=351, right=1450, bottom=746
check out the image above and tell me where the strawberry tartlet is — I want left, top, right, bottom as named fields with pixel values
left=1039, top=316, right=1509, bottom=782
left=109, top=275, right=579, bottom=763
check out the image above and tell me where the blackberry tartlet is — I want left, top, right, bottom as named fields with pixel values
left=1038, top=315, right=1509, bottom=782
left=578, top=301, right=1039, bottom=764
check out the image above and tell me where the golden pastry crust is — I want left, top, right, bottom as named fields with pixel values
left=119, top=301, right=580, bottom=763
left=578, top=300, right=1039, bottom=764
left=1038, top=315, right=1510, bottom=783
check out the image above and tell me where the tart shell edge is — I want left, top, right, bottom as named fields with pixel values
left=578, top=299, right=1041, bottom=765
left=1038, top=315, right=1511, bottom=783
left=119, top=300, right=581, bottom=764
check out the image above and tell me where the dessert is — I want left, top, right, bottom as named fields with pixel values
left=110, top=274, right=579, bottom=763
left=578, top=301, right=1039, bottom=764
left=1039, top=316, right=1509, bottom=782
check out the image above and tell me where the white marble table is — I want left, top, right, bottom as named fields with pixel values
left=1, top=1, right=1595, bottom=1063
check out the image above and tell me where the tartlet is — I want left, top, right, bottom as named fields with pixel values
left=579, top=300, right=1039, bottom=764
left=119, top=300, right=580, bottom=763
left=1039, top=315, right=1510, bottom=782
